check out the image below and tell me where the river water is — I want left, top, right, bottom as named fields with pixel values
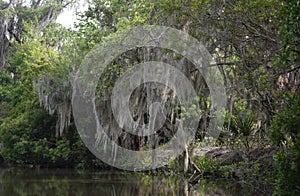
left=0, top=168, right=266, bottom=195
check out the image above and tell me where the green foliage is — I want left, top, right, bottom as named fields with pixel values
left=219, top=161, right=261, bottom=180
left=193, top=155, right=262, bottom=183
left=0, top=104, right=64, bottom=165
left=271, top=93, right=300, bottom=145
left=273, top=135, right=300, bottom=195
left=271, top=93, right=300, bottom=195
left=0, top=3, right=299, bottom=193
left=193, top=156, right=219, bottom=174
left=270, top=1, right=300, bottom=194
left=0, top=22, right=76, bottom=167
left=274, top=0, right=300, bottom=70
left=234, top=112, right=256, bottom=138
left=221, top=111, right=257, bottom=149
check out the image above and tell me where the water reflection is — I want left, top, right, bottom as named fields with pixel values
left=0, top=168, right=264, bottom=195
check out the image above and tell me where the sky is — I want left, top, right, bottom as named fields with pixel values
left=2, top=0, right=87, bottom=28
left=56, top=0, right=88, bottom=28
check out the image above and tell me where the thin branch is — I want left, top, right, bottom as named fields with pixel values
left=33, top=0, right=42, bottom=9
left=190, top=62, right=236, bottom=74
left=1, top=1, right=11, bottom=10
left=213, top=62, right=236, bottom=66
left=242, top=22, right=277, bottom=43
left=276, top=65, right=300, bottom=76
left=189, top=158, right=202, bottom=174
left=7, top=28, right=22, bottom=43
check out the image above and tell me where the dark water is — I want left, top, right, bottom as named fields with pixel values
left=0, top=168, right=267, bottom=196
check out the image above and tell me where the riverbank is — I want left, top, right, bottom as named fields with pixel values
left=187, top=146, right=278, bottom=194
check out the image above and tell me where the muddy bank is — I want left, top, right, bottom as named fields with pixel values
left=193, top=146, right=279, bottom=168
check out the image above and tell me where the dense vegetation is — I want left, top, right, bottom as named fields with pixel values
left=0, top=0, right=299, bottom=195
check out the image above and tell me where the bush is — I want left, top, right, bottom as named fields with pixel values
left=273, top=135, right=300, bottom=196
left=271, top=93, right=300, bottom=195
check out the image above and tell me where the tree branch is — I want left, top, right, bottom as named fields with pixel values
left=1, top=0, right=11, bottom=10
left=7, top=28, right=22, bottom=43
left=276, top=65, right=300, bottom=76
left=213, top=62, right=236, bottom=66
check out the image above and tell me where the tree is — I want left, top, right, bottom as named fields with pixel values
left=0, top=0, right=80, bottom=166
left=36, top=0, right=285, bottom=171
left=270, top=1, right=300, bottom=195
left=0, top=0, right=73, bottom=68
